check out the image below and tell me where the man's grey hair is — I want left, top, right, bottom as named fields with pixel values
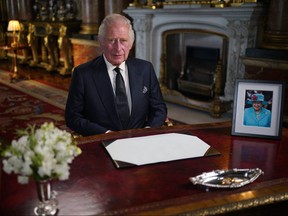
left=98, top=14, right=135, bottom=44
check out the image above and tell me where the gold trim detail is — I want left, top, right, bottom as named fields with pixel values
left=80, top=24, right=98, bottom=35
left=187, top=192, right=288, bottom=216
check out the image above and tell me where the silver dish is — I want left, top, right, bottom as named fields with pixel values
left=189, top=168, right=264, bottom=188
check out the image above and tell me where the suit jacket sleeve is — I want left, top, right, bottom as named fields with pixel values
left=146, top=63, right=167, bottom=127
left=65, top=58, right=116, bottom=136
left=127, top=59, right=167, bottom=128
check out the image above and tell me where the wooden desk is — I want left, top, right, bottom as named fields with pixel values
left=0, top=45, right=30, bottom=82
left=1, top=122, right=288, bottom=215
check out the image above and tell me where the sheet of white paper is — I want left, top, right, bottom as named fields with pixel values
left=105, top=133, right=212, bottom=166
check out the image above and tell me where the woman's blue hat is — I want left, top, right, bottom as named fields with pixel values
left=247, top=93, right=267, bottom=105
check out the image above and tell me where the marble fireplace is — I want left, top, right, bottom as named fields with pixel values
left=124, top=3, right=264, bottom=117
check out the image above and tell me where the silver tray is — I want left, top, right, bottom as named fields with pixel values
left=189, top=168, right=264, bottom=188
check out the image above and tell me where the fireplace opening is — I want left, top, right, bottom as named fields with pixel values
left=160, top=29, right=230, bottom=116
left=178, top=46, right=220, bottom=98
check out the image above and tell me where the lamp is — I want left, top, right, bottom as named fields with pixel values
left=7, top=20, right=21, bottom=47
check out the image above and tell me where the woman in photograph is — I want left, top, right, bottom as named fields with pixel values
left=243, top=93, right=271, bottom=127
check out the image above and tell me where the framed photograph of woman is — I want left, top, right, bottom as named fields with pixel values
left=232, top=80, right=286, bottom=139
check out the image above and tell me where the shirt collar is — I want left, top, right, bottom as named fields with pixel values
left=103, top=54, right=126, bottom=72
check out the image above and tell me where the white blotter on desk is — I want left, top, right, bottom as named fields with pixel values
left=104, top=133, right=218, bottom=167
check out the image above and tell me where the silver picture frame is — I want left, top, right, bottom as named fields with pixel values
left=232, top=79, right=285, bottom=139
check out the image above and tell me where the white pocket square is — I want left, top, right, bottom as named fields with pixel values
left=142, top=86, right=148, bottom=94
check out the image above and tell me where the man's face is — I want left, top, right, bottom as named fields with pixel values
left=100, top=22, right=133, bottom=66
left=252, top=101, right=262, bottom=111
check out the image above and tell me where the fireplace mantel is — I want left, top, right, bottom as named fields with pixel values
left=124, top=3, right=264, bottom=102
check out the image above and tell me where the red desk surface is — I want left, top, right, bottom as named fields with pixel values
left=1, top=122, right=288, bottom=215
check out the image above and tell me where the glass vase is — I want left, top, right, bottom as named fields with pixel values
left=34, top=179, right=58, bottom=215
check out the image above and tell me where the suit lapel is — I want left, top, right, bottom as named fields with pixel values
left=126, top=60, right=143, bottom=121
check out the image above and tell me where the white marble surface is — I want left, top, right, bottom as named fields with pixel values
left=124, top=3, right=264, bottom=101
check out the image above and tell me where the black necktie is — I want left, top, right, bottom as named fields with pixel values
left=114, top=67, right=130, bottom=129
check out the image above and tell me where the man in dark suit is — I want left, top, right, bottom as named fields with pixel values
left=65, top=13, right=167, bottom=136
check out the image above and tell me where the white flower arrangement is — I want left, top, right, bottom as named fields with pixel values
left=1, top=122, right=81, bottom=184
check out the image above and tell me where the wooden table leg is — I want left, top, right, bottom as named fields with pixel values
left=10, top=49, right=19, bottom=83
